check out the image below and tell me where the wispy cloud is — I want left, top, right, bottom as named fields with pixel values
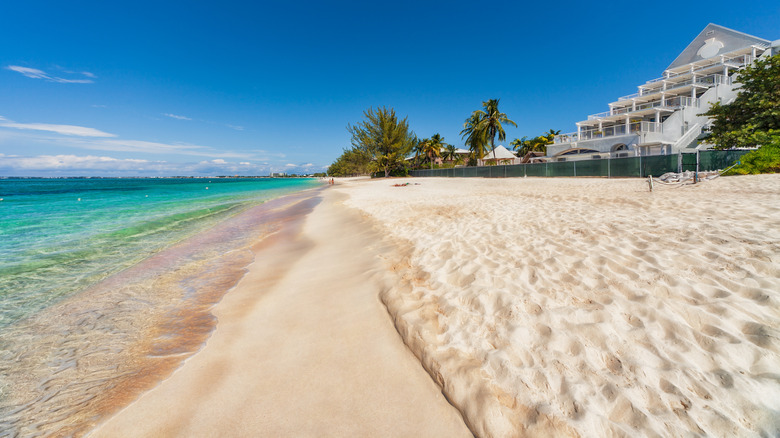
left=163, top=113, right=192, bottom=121
left=6, top=65, right=94, bottom=83
left=0, top=116, right=294, bottom=166
left=0, top=116, right=115, bottom=137
left=226, top=124, right=244, bottom=131
left=0, top=153, right=281, bottom=176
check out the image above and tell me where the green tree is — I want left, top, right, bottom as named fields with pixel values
left=510, top=136, right=530, bottom=155
left=442, top=143, right=459, bottom=162
left=418, top=137, right=442, bottom=169
left=478, top=99, right=517, bottom=160
left=700, top=54, right=780, bottom=149
left=347, top=107, right=416, bottom=177
left=511, top=129, right=560, bottom=156
left=327, top=147, right=371, bottom=177
left=460, top=112, right=488, bottom=161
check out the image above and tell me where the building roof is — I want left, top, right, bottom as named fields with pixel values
left=666, top=23, right=770, bottom=71
left=483, top=145, right=516, bottom=160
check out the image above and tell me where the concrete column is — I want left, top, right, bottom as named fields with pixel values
left=655, top=110, right=661, bottom=131
left=625, top=116, right=630, bottom=134
left=577, top=124, right=581, bottom=139
left=608, top=103, right=614, bottom=116
left=632, top=99, right=636, bottom=111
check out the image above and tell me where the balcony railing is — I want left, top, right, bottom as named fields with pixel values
left=644, top=53, right=754, bottom=86
left=554, top=122, right=661, bottom=144
left=617, top=74, right=731, bottom=102
left=588, top=96, right=697, bottom=120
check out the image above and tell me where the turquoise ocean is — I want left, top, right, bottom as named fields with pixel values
left=0, top=177, right=321, bottom=435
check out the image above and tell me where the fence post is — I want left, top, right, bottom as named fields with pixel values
left=639, top=155, right=643, bottom=178
left=608, top=155, right=611, bottom=178
left=573, top=161, right=577, bottom=177
left=677, top=152, right=682, bottom=173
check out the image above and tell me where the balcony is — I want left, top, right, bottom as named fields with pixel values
left=615, top=74, right=731, bottom=103
left=647, top=53, right=755, bottom=84
left=587, top=96, right=696, bottom=121
left=554, top=121, right=661, bottom=144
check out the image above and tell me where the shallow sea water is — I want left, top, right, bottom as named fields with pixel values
left=0, top=178, right=322, bottom=436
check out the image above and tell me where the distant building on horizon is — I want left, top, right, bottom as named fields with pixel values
left=547, top=24, right=779, bottom=161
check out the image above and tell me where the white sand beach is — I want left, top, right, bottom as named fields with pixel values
left=92, top=174, right=780, bottom=437
left=336, top=175, right=780, bottom=437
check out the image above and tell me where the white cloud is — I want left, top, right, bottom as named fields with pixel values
left=0, top=154, right=149, bottom=171
left=82, top=71, right=96, bottom=78
left=240, top=162, right=251, bottom=165
left=0, top=118, right=115, bottom=137
left=0, top=153, right=285, bottom=177
left=6, top=65, right=94, bottom=83
left=227, top=124, right=244, bottom=131
left=285, top=163, right=297, bottom=167
left=163, top=113, right=192, bottom=121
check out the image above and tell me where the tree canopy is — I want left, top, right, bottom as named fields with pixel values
left=511, top=129, right=560, bottom=156
left=700, top=54, right=780, bottom=150
left=327, top=147, right=371, bottom=177
left=460, top=112, right=488, bottom=160
left=346, top=107, right=416, bottom=177
left=461, top=99, right=516, bottom=162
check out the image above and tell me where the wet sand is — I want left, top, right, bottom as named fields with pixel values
left=91, top=189, right=471, bottom=437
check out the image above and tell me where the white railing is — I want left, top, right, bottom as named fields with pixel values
left=588, top=96, right=696, bottom=120
left=554, top=121, right=662, bottom=144
left=645, top=53, right=754, bottom=85
left=554, top=132, right=579, bottom=144
left=672, top=122, right=702, bottom=150
left=616, top=74, right=731, bottom=103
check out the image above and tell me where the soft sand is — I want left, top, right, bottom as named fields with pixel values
left=336, top=175, right=780, bottom=437
left=91, top=190, right=471, bottom=437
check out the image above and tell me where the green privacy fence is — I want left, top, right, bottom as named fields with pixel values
left=409, top=150, right=750, bottom=178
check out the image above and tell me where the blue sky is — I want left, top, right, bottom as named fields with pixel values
left=1, top=1, right=778, bottom=176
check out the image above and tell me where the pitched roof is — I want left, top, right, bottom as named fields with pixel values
left=666, top=24, right=770, bottom=71
left=483, top=145, right=516, bottom=160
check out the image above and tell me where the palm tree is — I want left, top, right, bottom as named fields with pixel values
left=460, top=112, right=488, bottom=161
left=478, top=99, right=517, bottom=161
left=411, top=139, right=426, bottom=168
left=442, top=144, right=458, bottom=162
left=420, top=137, right=441, bottom=169
left=511, top=136, right=529, bottom=155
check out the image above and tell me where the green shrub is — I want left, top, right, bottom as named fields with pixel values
left=724, top=135, right=780, bottom=175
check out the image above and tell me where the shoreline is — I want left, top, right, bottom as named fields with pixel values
left=0, top=186, right=326, bottom=436
left=90, top=187, right=471, bottom=436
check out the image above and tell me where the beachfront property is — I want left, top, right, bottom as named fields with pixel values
left=547, top=24, right=779, bottom=161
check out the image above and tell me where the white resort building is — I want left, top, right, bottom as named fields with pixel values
left=547, top=24, right=779, bottom=161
